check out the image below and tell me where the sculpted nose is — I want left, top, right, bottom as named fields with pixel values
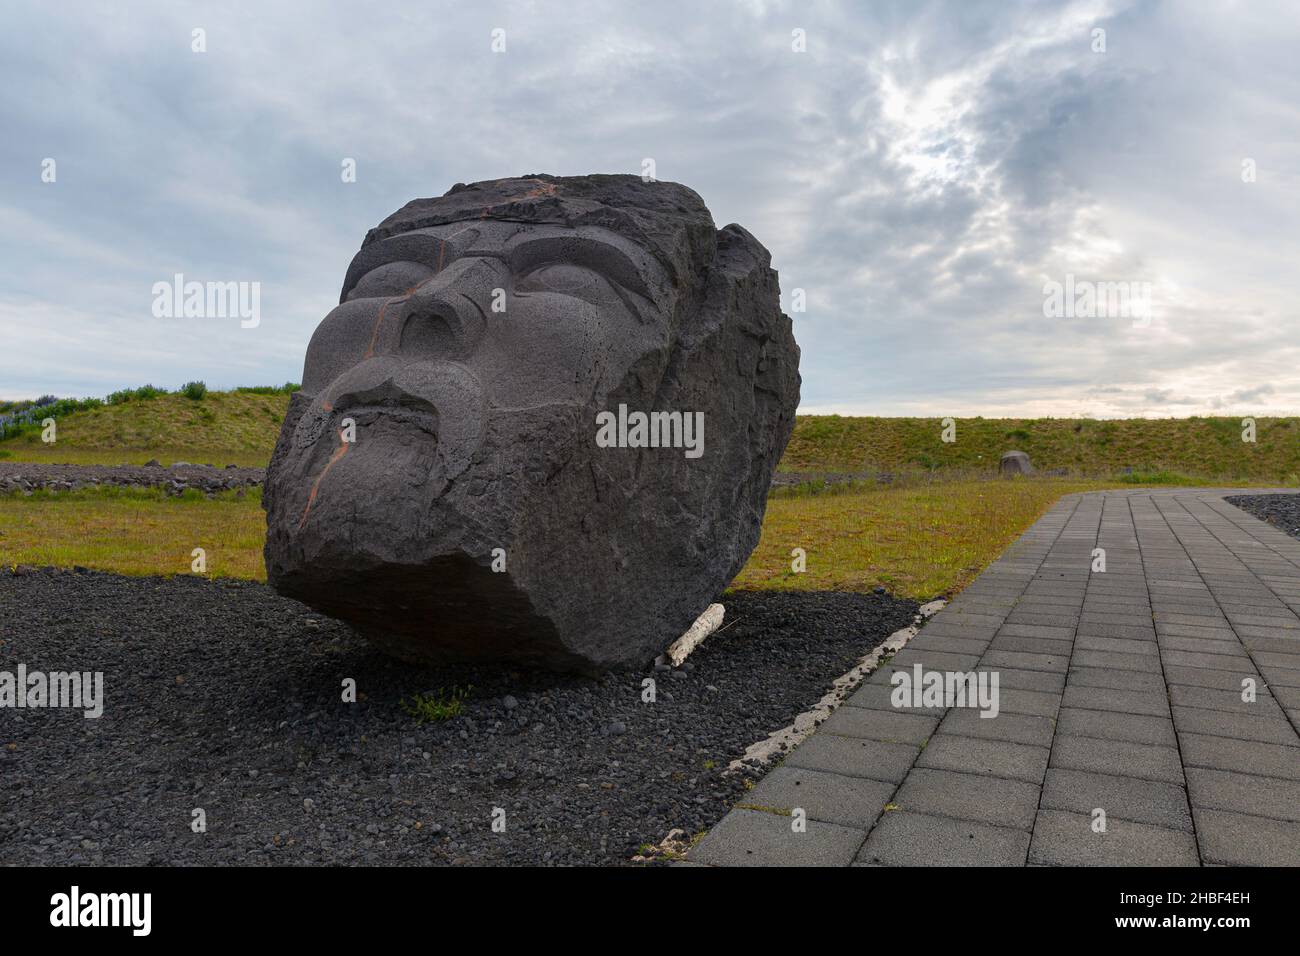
left=398, top=256, right=506, bottom=359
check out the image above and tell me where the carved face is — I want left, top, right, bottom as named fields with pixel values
left=274, top=218, right=673, bottom=557
left=264, top=175, right=799, bottom=671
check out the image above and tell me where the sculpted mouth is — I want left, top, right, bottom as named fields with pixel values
left=334, top=402, right=439, bottom=436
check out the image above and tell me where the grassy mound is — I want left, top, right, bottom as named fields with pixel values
left=783, top=415, right=1300, bottom=484
left=0, top=388, right=293, bottom=467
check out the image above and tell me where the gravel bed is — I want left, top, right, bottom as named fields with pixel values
left=1225, top=492, right=1300, bottom=538
left=0, top=462, right=264, bottom=495
left=0, top=567, right=917, bottom=866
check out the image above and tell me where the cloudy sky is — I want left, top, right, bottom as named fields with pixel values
left=2, top=0, right=1297, bottom=416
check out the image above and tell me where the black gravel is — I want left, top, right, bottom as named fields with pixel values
left=0, top=568, right=917, bottom=866
left=1226, top=493, right=1300, bottom=539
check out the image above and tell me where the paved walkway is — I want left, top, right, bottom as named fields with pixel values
left=691, top=489, right=1300, bottom=866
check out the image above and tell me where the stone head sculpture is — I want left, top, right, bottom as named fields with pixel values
left=264, top=174, right=799, bottom=671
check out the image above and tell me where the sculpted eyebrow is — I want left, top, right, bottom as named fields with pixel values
left=508, top=237, right=653, bottom=301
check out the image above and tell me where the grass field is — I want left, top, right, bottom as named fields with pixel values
left=1, top=389, right=1289, bottom=598
left=782, top=415, right=1300, bottom=482
left=0, top=486, right=267, bottom=580
left=1, top=477, right=1158, bottom=600
left=734, top=478, right=1119, bottom=598
left=4, top=391, right=1298, bottom=483
left=0, top=390, right=290, bottom=467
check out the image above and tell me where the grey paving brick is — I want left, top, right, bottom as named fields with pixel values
left=915, top=734, right=1050, bottom=784
left=987, top=635, right=1074, bottom=656
left=1185, top=767, right=1300, bottom=822
left=1061, top=685, right=1171, bottom=718
left=1082, top=599, right=1151, bottom=612
left=888, top=649, right=982, bottom=672
left=784, top=733, right=920, bottom=784
left=1164, top=664, right=1263, bottom=692
left=1066, top=666, right=1164, bottom=692
left=1157, top=613, right=1230, bottom=628
left=844, top=682, right=948, bottom=715
left=1193, top=808, right=1300, bottom=866
left=1253, top=650, right=1300, bottom=671
left=919, top=623, right=999, bottom=641
left=1003, top=612, right=1079, bottom=628
left=1260, top=663, right=1300, bottom=687
left=938, top=708, right=1055, bottom=748
left=1156, top=622, right=1237, bottom=640
left=690, top=808, right=865, bottom=866
left=1179, top=733, right=1300, bottom=780
left=817, top=706, right=939, bottom=745
left=979, top=650, right=1069, bottom=674
left=1169, top=683, right=1281, bottom=717
left=854, top=810, right=1030, bottom=866
left=1050, top=736, right=1184, bottom=785
left=1081, top=611, right=1156, bottom=627
left=997, top=623, right=1075, bottom=641
left=985, top=687, right=1062, bottom=718
left=1054, top=707, right=1177, bottom=747
left=1171, top=705, right=1300, bottom=746
left=1268, top=685, right=1300, bottom=710
left=1240, top=634, right=1300, bottom=654
left=1157, top=635, right=1247, bottom=657
left=1028, top=809, right=1199, bottom=866
left=986, top=667, right=1066, bottom=693
left=1016, top=596, right=1083, bottom=611
left=1228, top=613, right=1300, bottom=630
left=1071, top=649, right=1163, bottom=673
left=1074, top=635, right=1158, bottom=656
left=906, top=634, right=990, bottom=656
left=894, top=768, right=1040, bottom=830
left=1073, top=622, right=1158, bottom=641
left=743, top=767, right=895, bottom=830
left=1164, top=649, right=1263, bottom=672
left=1040, top=768, right=1192, bottom=831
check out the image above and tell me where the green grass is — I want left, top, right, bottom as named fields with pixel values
left=782, top=415, right=1300, bottom=484
left=0, top=475, right=1189, bottom=601
left=0, top=485, right=266, bottom=579
left=400, top=687, right=472, bottom=723
left=6, top=389, right=1297, bottom=484
left=734, top=477, right=1141, bottom=599
left=2, top=393, right=1292, bottom=598
left=0, top=389, right=291, bottom=467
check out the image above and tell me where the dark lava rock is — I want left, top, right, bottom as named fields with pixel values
left=263, top=174, right=801, bottom=672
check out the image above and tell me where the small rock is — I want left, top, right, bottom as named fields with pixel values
left=999, top=450, right=1033, bottom=477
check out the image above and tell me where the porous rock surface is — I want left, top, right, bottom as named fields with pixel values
left=264, top=174, right=800, bottom=671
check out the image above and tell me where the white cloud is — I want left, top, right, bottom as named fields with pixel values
left=1, top=0, right=1297, bottom=416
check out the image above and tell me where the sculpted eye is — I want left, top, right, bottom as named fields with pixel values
left=348, top=260, right=435, bottom=300
left=516, top=262, right=602, bottom=295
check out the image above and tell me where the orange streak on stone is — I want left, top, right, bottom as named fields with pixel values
left=298, top=432, right=351, bottom=530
